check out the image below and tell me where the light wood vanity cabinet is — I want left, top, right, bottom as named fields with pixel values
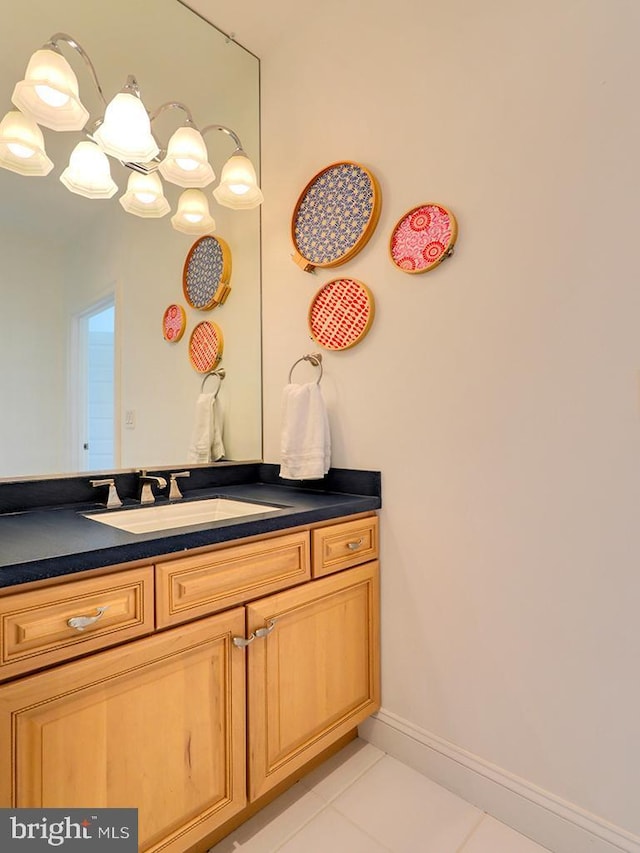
left=311, top=515, right=379, bottom=577
left=0, top=609, right=247, bottom=853
left=0, top=513, right=379, bottom=853
left=155, top=530, right=311, bottom=628
left=0, top=565, right=154, bottom=680
left=246, top=560, right=379, bottom=802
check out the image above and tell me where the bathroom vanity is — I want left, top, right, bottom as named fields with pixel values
left=0, top=464, right=381, bottom=852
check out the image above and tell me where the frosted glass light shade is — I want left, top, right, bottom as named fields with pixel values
left=159, top=126, right=215, bottom=188
left=171, top=188, right=216, bottom=234
left=12, top=48, right=89, bottom=131
left=0, top=110, right=53, bottom=176
left=60, top=140, right=117, bottom=198
left=213, top=151, right=263, bottom=209
left=119, top=171, right=170, bottom=218
left=93, top=92, right=159, bottom=163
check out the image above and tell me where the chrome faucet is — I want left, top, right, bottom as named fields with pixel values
left=90, top=478, right=122, bottom=509
left=168, top=471, right=190, bottom=500
left=138, top=470, right=167, bottom=504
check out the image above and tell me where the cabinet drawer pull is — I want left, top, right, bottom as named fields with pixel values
left=67, top=606, right=109, bottom=632
left=347, top=538, right=364, bottom=551
left=232, top=619, right=276, bottom=648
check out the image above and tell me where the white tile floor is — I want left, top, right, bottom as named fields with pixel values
left=208, top=738, right=551, bottom=853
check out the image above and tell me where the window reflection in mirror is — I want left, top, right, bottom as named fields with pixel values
left=72, top=297, right=116, bottom=472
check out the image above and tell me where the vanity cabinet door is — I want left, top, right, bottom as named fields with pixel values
left=0, top=609, right=247, bottom=853
left=245, top=561, right=380, bottom=801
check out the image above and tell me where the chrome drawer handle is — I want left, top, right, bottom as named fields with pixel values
left=347, top=538, right=364, bottom=551
left=67, top=606, right=109, bottom=632
left=232, top=619, right=276, bottom=648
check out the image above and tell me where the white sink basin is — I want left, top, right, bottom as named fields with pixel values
left=83, top=497, right=282, bottom=534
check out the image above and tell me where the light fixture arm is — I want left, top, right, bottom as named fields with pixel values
left=146, top=102, right=198, bottom=163
left=200, top=123, right=244, bottom=151
left=45, top=32, right=107, bottom=108
left=150, top=116, right=246, bottom=173
left=149, top=101, right=196, bottom=126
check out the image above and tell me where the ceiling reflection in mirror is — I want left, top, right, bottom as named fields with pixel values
left=0, top=0, right=262, bottom=481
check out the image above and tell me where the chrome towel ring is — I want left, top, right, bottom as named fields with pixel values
left=288, top=353, right=323, bottom=384
left=200, top=367, right=226, bottom=396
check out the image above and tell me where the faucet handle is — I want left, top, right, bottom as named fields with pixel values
left=168, top=471, right=190, bottom=500
left=90, top=478, right=123, bottom=509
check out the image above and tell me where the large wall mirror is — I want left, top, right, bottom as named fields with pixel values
left=0, top=0, right=262, bottom=481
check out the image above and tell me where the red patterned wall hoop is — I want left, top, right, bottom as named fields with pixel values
left=188, top=321, right=224, bottom=373
left=183, top=234, right=232, bottom=310
left=308, top=278, right=375, bottom=351
left=389, top=203, right=458, bottom=274
left=162, top=303, right=186, bottom=343
left=291, top=161, right=382, bottom=273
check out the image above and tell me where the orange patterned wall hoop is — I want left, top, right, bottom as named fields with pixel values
left=291, top=161, right=381, bottom=273
left=162, top=303, right=186, bottom=343
left=308, top=278, right=375, bottom=351
left=389, top=203, right=458, bottom=274
left=188, top=321, right=224, bottom=373
left=183, top=235, right=232, bottom=310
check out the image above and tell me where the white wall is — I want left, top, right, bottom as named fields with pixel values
left=258, top=0, right=640, bottom=846
left=0, top=226, right=67, bottom=475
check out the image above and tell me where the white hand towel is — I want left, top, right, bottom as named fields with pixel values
left=188, top=394, right=225, bottom=463
left=279, top=382, right=330, bottom=480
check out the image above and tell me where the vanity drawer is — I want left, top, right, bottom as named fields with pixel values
left=312, top=515, right=379, bottom=577
left=155, top=531, right=311, bottom=628
left=0, top=566, right=154, bottom=681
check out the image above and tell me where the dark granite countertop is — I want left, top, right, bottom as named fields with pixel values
left=0, top=464, right=381, bottom=589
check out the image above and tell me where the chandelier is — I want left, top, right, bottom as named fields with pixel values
left=0, top=33, right=263, bottom=235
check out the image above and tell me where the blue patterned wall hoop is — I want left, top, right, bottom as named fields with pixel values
left=291, top=161, right=381, bottom=273
left=183, top=235, right=232, bottom=310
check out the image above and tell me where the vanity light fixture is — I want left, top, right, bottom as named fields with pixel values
left=199, top=123, right=264, bottom=210
left=0, top=32, right=263, bottom=233
left=159, top=124, right=215, bottom=188
left=93, top=77, right=160, bottom=164
left=11, top=44, right=89, bottom=131
left=0, top=110, right=53, bottom=176
left=213, top=148, right=264, bottom=209
left=119, top=171, right=170, bottom=217
left=171, top=188, right=216, bottom=234
left=60, top=139, right=117, bottom=198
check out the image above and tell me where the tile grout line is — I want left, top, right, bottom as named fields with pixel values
left=454, top=811, right=488, bottom=853
left=209, top=785, right=326, bottom=853
left=297, top=746, right=387, bottom=804
left=266, top=800, right=334, bottom=853
left=268, top=750, right=389, bottom=852
left=324, top=802, right=394, bottom=852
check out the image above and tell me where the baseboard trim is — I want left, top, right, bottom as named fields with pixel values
left=359, top=709, right=640, bottom=853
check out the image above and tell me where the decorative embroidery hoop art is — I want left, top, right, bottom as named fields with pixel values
left=291, top=161, right=381, bottom=273
left=389, top=203, right=458, bottom=274
left=162, top=303, right=186, bottom=343
left=308, top=278, right=375, bottom=351
left=188, top=321, right=224, bottom=373
left=183, top=235, right=232, bottom=310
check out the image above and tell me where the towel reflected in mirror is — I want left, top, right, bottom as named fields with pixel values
left=188, top=393, right=225, bottom=463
